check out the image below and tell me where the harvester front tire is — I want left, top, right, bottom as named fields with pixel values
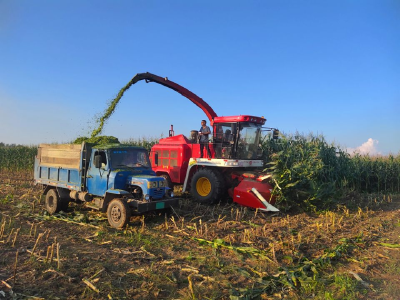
left=45, top=189, right=64, bottom=214
left=190, top=168, right=225, bottom=204
left=107, top=198, right=131, bottom=229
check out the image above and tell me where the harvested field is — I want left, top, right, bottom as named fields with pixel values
left=1, top=170, right=400, bottom=299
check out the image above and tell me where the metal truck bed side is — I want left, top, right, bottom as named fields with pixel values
left=37, top=143, right=82, bottom=169
left=34, top=143, right=86, bottom=191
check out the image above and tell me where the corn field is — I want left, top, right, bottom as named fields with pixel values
left=1, top=134, right=399, bottom=206
left=121, top=137, right=160, bottom=152
left=262, top=133, right=400, bottom=210
left=0, top=145, right=37, bottom=171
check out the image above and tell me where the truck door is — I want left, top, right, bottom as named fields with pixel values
left=87, top=150, right=109, bottom=196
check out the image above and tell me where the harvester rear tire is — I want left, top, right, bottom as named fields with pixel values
left=190, top=168, right=225, bottom=204
left=45, top=189, right=64, bottom=214
left=107, top=198, right=131, bottom=229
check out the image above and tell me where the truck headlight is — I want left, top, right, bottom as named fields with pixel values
left=159, top=180, right=166, bottom=187
left=166, top=188, right=174, bottom=198
left=147, top=181, right=158, bottom=188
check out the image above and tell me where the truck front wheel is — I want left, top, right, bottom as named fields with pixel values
left=190, top=168, right=225, bottom=204
left=45, top=189, right=66, bottom=214
left=107, top=198, right=131, bottom=229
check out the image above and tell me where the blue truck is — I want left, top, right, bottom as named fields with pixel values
left=34, top=142, right=179, bottom=228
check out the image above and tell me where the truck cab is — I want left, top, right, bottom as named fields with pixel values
left=87, top=145, right=168, bottom=202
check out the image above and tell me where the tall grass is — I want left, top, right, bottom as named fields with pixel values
left=262, top=133, right=400, bottom=210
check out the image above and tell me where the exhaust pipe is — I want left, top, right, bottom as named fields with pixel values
left=251, top=188, right=279, bottom=212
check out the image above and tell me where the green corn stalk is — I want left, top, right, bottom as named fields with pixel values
left=261, top=132, right=400, bottom=211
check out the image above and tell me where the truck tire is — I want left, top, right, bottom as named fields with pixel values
left=57, top=188, right=70, bottom=212
left=59, top=200, right=69, bottom=212
left=190, top=168, right=225, bottom=204
left=107, top=198, right=131, bottom=229
left=45, top=189, right=65, bottom=214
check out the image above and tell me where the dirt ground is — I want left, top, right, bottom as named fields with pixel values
left=0, top=171, right=399, bottom=299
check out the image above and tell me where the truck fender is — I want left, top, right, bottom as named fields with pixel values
left=43, top=185, right=52, bottom=195
left=101, top=190, right=132, bottom=213
left=56, top=187, right=70, bottom=200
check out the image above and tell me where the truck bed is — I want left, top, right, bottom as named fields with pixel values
left=34, top=143, right=85, bottom=191
left=37, top=143, right=82, bottom=169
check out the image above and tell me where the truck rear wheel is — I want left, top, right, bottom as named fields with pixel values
left=190, top=168, right=225, bottom=204
left=107, top=198, right=131, bottom=229
left=45, top=189, right=67, bottom=214
left=57, top=188, right=70, bottom=212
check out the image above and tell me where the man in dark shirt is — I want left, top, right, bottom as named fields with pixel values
left=199, top=120, right=212, bottom=158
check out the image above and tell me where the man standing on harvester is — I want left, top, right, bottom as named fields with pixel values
left=199, top=119, right=212, bottom=158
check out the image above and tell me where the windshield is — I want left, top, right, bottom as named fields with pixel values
left=215, top=123, right=237, bottom=143
left=110, top=148, right=151, bottom=168
left=237, top=122, right=262, bottom=159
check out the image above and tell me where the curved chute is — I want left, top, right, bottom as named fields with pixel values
left=132, top=72, right=218, bottom=122
left=91, top=72, right=217, bottom=137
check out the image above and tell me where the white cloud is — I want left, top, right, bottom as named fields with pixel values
left=346, top=138, right=381, bottom=156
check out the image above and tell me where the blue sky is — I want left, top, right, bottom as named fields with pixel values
left=0, top=0, right=399, bottom=154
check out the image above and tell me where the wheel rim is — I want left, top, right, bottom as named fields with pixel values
left=110, top=205, right=122, bottom=223
left=196, top=177, right=211, bottom=197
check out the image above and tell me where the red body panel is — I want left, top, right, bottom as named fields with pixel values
left=150, top=135, right=191, bottom=184
left=150, top=134, right=221, bottom=184
left=213, top=115, right=266, bottom=125
left=233, top=179, right=275, bottom=209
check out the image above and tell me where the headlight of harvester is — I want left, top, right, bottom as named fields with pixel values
left=147, top=181, right=158, bottom=188
left=159, top=180, right=166, bottom=187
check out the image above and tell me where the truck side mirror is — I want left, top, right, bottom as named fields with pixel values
left=94, top=155, right=102, bottom=168
left=154, top=152, right=159, bottom=165
left=273, top=129, right=280, bottom=140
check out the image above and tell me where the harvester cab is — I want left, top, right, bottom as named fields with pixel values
left=211, top=115, right=266, bottom=160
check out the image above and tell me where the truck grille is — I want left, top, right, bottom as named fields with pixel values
left=150, top=188, right=164, bottom=199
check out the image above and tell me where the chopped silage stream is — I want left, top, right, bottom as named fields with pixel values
left=90, top=77, right=138, bottom=138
